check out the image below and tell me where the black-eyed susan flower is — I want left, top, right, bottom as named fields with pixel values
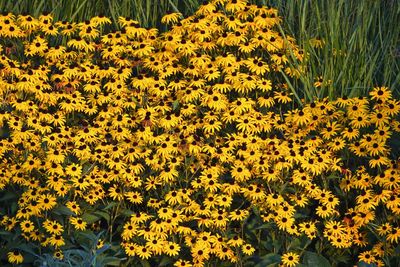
left=8, top=251, right=24, bottom=264
left=90, top=15, right=112, bottom=26
left=358, top=250, right=376, bottom=264
left=20, top=219, right=35, bottom=233
left=121, top=221, right=138, bottom=241
left=48, top=234, right=66, bottom=247
left=281, top=252, right=300, bottom=267
left=274, top=90, right=292, bottom=104
left=241, top=243, right=255, bottom=255
left=161, top=12, right=182, bottom=25
left=174, top=259, right=193, bottom=267
left=136, top=245, right=152, bottom=259
left=38, top=194, right=57, bottom=211
left=164, top=241, right=181, bottom=257
left=70, top=217, right=87, bottom=231
left=387, top=227, right=400, bottom=244
left=43, top=219, right=64, bottom=235
left=369, top=86, right=392, bottom=102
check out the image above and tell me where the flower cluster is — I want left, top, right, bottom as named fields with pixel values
left=0, top=0, right=399, bottom=266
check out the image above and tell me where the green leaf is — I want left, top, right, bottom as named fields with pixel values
left=82, top=213, right=101, bottom=224
left=289, top=238, right=302, bottom=249
left=96, top=244, right=111, bottom=255
left=254, top=253, right=281, bottom=267
left=272, top=239, right=282, bottom=252
left=141, top=260, right=151, bottom=267
left=102, top=257, right=123, bottom=266
left=303, top=251, right=331, bottom=267
left=53, top=205, right=76, bottom=216
left=0, top=191, right=18, bottom=202
left=159, top=256, right=173, bottom=266
left=0, top=230, right=13, bottom=237
left=294, top=212, right=309, bottom=219
left=103, top=202, right=118, bottom=210
left=358, top=262, right=377, bottom=267
left=10, top=201, right=18, bottom=214
left=172, top=99, right=179, bottom=110
left=121, top=208, right=134, bottom=216
left=262, top=240, right=273, bottom=251
left=255, top=223, right=273, bottom=230
left=17, top=244, right=39, bottom=257
left=77, top=230, right=97, bottom=242
left=94, top=210, right=111, bottom=222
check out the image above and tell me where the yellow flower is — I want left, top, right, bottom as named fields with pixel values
left=125, top=191, right=143, bottom=204
left=369, top=86, right=391, bottom=102
left=90, top=15, right=112, bottom=26
left=321, top=121, right=341, bottom=139
left=27, top=35, right=48, bottom=56
left=161, top=12, right=182, bottom=25
left=174, top=260, right=193, bottom=267
left=70, top=217, right=87, bottom=231
left=164, top=242, right=181, bottom=257
left=65, top=163, right=82, bottom=178
left=309, top=37, right=325, bottom=48
left=20, top=219, right=35, bottom=233
left=230, top=163, right=252, bottom=182
left=49, top=234, right=66, bottom=247
left=274, top=90, right=292, bottom=104
left=275, top=214, right=295, bottom=231
left=246, top=57, right=270, bottom=75
left=387, top=227, right=400, bottom=244
left=145, top=237, right=165, bottom=255
left=358, top=250, right=376, bottom=264
left=8, top=251, right=24, bottom=264
left=43, top=219, right=64, bottom=235
left=241, top=243, right=255, bottom=255
left=135, top=245, right=152, bottom=259
left=121, top=221, right=138, bottom=241
left=124, top=242, right=136, bottom=257
left=39, top=194, right=57, bottom=211
left=191, top=244, right=210, bottom=262
left=17, top=14, right=39, bottom=30
left=299, top=221, right=317, bottom=239
left=316, top=204, right=336, bottom=218
left=54, top=250, right=64, bottom=260
left=281, top=252, right=300, bottom=267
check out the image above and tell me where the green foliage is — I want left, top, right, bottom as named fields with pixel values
left=0, top=0, right=200, bottom=28
left=270, top=0, right=400, bottom=100
left=34, top=231, right=124, bottom=267
left=302, top=251, right=331, bottom=267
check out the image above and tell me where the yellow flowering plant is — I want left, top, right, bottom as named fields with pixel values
left=0, top=0, right=399, bottom=266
